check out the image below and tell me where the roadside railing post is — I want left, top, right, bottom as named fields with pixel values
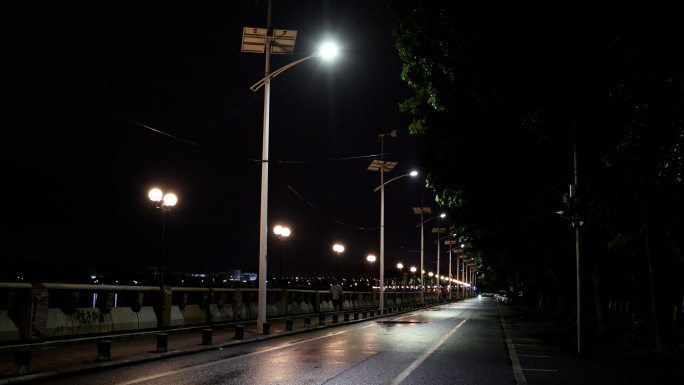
left=202, top=329, right=213, bottom=345
left=156, top=333, right=168, bottom=353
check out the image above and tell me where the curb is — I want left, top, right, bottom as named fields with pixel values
left=0, top=300, right=464, bottom=384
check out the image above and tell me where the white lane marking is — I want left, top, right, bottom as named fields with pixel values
left=518, top=355, right=548, bottom=357
left=389, top=318, right=469, bottom=385
left=114, top=330, right=350, bottom=385
left=498, top=302, right=527, bottom=385
left=523, top=368, right=557, bottom=372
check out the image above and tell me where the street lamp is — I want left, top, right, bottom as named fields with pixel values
left=428, top=272, right=434, bottom=289
left=242, top=3, right=338, bottom=333
left=445, top=236, right=458, bottom=300
left=148, top=188, right=177, bottom=285
left=417, top=213, right=445, bottom=298
left=429, top=214, right=447, bottom=301
left=333, top=244, right=344, bottom=280
left=367, top=255, right=376, bottom=289
left=410, top=267, right=417, bottom=289
left=368, top=129, right=418, bottom=313
left=397, top=263, right=404, bottom=291
left=274, top=226, right=290, bottom=287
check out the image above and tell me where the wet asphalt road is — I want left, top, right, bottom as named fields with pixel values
left=35, top=298, right=514, bottom=385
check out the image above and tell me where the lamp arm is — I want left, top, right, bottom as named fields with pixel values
left=373, top=173, right=411, bottom=192
left=250, top=54, right=317, bottom=91
left=416, top=215, right=441, bottom=228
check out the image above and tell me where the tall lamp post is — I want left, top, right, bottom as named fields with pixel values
left=445, top=236, right=457, bottom=300
left=431, top=218, right=446, bottom=301
left=413, top=202, right=431, bottom=304
left=397, top=263, right=404, bottom=291
left=148, top=189, right=177, bottom=285
left=241, top=2, right=338, bottom=333
left=333, top=244, right=344, bottom=281
left=368, top=134, right=418, bottom=314
left=410, top=267, right=417, bottom=289
left=367, top=255, right=376, bottom=290
left=415, top=213, right=444, bottom=303
left=273, top=226, right=290, bottom=287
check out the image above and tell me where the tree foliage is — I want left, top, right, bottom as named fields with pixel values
left=389, top=1, right=684, bottom=350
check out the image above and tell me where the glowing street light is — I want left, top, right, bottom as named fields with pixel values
left=274, top=226, right=290, bottom=287
left=333, top=244, right=345, bottom=280
left=148, top=188, right=177, bottom=285
left=242, top=6, right=339, bottom=333
left=367, top=255, right=376, bottom=289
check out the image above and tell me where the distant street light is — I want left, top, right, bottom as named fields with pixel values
left=274, top=226, right=290, bottom=287
left=445, top=236, right=458, bottom=300
left=333, top=244, right=345, bottom=280
left=397, top=263, right=404, bottom=291
left=148, top=188, right=177, bottom=285
left=367, top=255, right=376, bottom=289
left=410, top=267, right=417, bottom=289
left=242, top=6, right=339, bottom=333
left=417, top=213, right=445, bottom=298
left=430, top=213, right=447, bottom=301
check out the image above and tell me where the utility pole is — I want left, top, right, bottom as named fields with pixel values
left=573, top=121, right=582, bottom=357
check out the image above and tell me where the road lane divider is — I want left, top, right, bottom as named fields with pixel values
left=389, top=316, right=470, bottom=385
left=498, top=301, right=527, bottom=385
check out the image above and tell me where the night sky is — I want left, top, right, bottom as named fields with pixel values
left=1, top=1, right=444, bottom=280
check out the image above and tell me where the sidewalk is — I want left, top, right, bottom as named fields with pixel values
left=0, top=311, right=384, bottom=384
left=499, top=301, right=684, bottom=384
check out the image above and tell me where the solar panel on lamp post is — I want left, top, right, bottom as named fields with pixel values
left=241, top=3, right=338, bottom=334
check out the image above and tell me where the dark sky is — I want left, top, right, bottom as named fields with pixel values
left=1, top=1, right=444, bottom=279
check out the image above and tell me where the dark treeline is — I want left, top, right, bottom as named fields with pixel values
left=389, top=2, right=684, bottom=352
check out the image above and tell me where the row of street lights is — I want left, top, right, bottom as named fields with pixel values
left=147, top=3, right=477, bottom=335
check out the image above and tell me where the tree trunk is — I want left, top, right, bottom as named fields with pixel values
left=591, top=263, right=606, bottom=333
left=643, top=207, right=669, bottom=351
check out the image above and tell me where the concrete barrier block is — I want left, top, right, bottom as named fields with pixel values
left=248, top=302, right=259, bottom=318
left=107, top=307, right=138, bottom=332
left=170, top=306, right=184, bottom=327
left=299, top=301, right=311, bottom=314
left=182, top=305, right=205, bottom=325
left=268, top=304, right=279, bottom=317
left=138, top=306, right=158, bottom=330
left=46, top=308, right=74, bottom=337
left=241, top=303, right=250, bottom=320
left=290, top=302, right=302, bottom=315
left=208, top=303, right=234, bottom=323
left=274, top=301, right=284, bottom=315
left=73, top=308, right=107, bottom=335
left=0, top=310, right=20, bottom=341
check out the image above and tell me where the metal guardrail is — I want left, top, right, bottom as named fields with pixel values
left=33, top=283, right=160, bottom=292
